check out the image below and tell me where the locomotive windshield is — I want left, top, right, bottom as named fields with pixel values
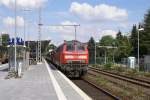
left=66, top=44, right=75, bottom=51
left=66, top=41, right=85, bottom=51
left=76, top=44, right=85, bottom=51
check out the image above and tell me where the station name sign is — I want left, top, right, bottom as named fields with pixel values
left=8, top=37, right=24, bottom=45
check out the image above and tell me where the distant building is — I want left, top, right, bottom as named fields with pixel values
left=25, top=40, right=51, bottom=64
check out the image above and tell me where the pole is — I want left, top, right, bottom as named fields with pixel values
left=14, top=0, right=17, bottom=71
left=37, top=7, right=42, bottom=63
left=0, top=33, right=1, bottom=46
left=75, top=26, right=76, bottom=41
left=23, top=9, right=26, bottom=69
left=105, top=49, right=107, bottom=64
left=138, top=29, right=139, bottom=71
left=27, top=22, right=31, bottom=48
left=23, top=9, right=26, bottom=47
left=113, top=49, right=115, bottom=64
left=23, top=9, right=31, bottom=47
left=95, top=41, right=96, bottom=64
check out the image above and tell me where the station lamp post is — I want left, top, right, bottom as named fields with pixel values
left=137, top=28, right=144, bottom=71
left=14, top=0, right=17, bottom=71
left=0, top=33, right=2, bottom=46
left=94, top=40, right=99, bottom=65
left=26, top=21, right=32, bottom=48
left=22, top=9, right=32, bottom=47
left=95, top=41, right=96, bottom=64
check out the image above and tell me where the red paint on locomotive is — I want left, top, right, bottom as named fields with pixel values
left=51, top=40, right=88, bottom=77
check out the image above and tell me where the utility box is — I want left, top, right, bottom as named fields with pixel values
left=144, top=55, right=150, bottom=72
left=128, top=57, right=136, bottom=69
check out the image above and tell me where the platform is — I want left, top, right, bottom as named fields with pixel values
left=0, top=60, right=91, bottom=100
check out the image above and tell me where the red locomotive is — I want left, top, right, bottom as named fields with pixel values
left=51, top=40, right=88, bottom=77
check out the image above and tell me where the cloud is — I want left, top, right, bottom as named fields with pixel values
left=3, top=16, right=24, bottom=27
left=0, top=0, right=47, bottom=9
left=46, top=20, right=78, bottom=34
left=44, top=20, right=117, bottom=45
left=61, top=20, right=77, bottom=25
left=100, top=30, right=117, bottom=38
left=43, top=21, right=80, bottom=42
left=70, top=2, right=128, bottom=21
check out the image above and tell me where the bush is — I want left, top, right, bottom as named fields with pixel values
left=144, top=72, right=150, bottom=77
left=104, top=63, right=112, bottom=70
left=127, top=69, right=138, bottom=76
left=116, top=66, right=125, bottom=72
left=91, top=64, right=99, bottom=68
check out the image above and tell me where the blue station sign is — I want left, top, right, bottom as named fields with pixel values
left=8, top=37, right=24, bottom=45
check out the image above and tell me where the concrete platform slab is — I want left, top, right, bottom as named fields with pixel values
left=0, top=60, right=91, bottom=100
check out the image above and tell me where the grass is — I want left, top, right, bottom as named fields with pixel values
left=86, top=73, right=149, bottom=99
left=144, top=72, right=150, bottom=77
left=91, top=63, right=150, bottom=80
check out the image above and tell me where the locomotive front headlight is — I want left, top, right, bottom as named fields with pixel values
left=65, top=55, right=74, bottom=59
left=78, top=55, right=87, bottom=59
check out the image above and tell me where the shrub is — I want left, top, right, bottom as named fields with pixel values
left=127, top=69, right=138, bottom=76
left=104, top=63, right=112, bottom=70
left=144, top=72, right=150, bottom=77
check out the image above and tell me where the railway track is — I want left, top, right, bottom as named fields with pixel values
left=89, top=67, right=150, bottom=88
left=46, top=59, right=120, bottom=100
left=72, top=78, right=120, bottom=100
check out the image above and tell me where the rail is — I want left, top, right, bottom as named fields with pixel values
left=89, top=67, right=150, bottom=88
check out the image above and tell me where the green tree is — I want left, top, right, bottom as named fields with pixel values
left=1, top=34, right=9, bottom=47
left=130, top=25, right=138, bottom=57
left=99, top=35, right=115, bottom=63
left=115, top=31, right=132, bottom=62
left=88, top=37, right=95, bottom=48
left=141, top=9, right=150, bottom=55
left=41, top=40, right=51, bottom=54
left=47, top=44, right=57, bottom=50
left=87, top=37, right=95, bottom=64
left=116, top=30, right=123, bottom=41
left=100, top=35, right=114, bottom=46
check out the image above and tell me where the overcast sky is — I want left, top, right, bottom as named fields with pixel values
left=0, top=0, right=150, bottom=45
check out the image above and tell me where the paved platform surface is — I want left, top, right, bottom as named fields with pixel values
left=0, top=61, right=91, bottom=100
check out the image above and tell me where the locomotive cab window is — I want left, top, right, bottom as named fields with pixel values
left=76, top=44, right=85, bottom=51
left=66, top=44, right=75, bottom=51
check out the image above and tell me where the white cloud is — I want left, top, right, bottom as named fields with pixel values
left=101, top=30, right=117, bottom=38
left=44, top=20, right=117, bottom=45
left=3, top=16, right=24, bottom=27
left=0, top=0, right=47, bottom=9
left=61, top=20, right=77, bottom=25
left=47, top=20, right=78, bottom=34
left=43, top=21, right=80, bottom=42
left=70, top=2, right=128, bottom=21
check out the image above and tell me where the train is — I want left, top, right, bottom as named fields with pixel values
left=50, top=40, right=89, bottom=77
